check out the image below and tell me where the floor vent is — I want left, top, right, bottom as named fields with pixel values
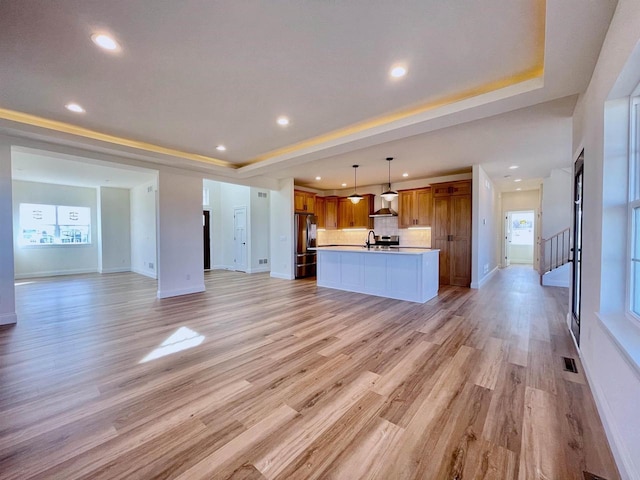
left=583, top=472, right=608, bottom=480
left=563, top=356, right=578, bottom=373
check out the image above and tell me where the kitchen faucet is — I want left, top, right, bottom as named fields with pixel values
left=366, top=230, right=376, bottom=249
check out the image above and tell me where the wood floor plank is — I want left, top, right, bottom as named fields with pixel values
left=0, top=266, right=620, bottom=480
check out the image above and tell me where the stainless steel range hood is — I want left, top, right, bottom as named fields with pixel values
left=371, top=184, right=398, bottom=217
left=370, top=207, right=397, bottom=217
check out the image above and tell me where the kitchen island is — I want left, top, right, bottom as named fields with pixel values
left=315, top=246, right=439, bottom=303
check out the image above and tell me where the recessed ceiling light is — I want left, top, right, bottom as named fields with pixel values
left=390, top=65, right=407, bottom=78
left=277, top=116, right=290, bottom=126
left=402, top=172, right=409, bottom=177
left=516, top=188, right=522, bottom=191
left=216, top=145, right=226, bottom=151
left=514, top=178, right=522, bottom=182
left=341, top=183, right=347, bottom=187
left=91, top=33, right=120, bottom=52
left=65, top=103, right=85, bottom=113
left=315, top=176, right=321, bottom=181
left=509, top=165, right=519, bottom=170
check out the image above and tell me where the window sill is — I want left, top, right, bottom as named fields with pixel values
left=596, top=312, right=640, bottom=380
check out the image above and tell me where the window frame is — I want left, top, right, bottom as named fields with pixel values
left=627, top=95, right=640, bottom=322
left=19, top=203, right=92, bottom=247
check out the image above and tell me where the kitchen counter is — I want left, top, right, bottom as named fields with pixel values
left=316, top=247, right=439, bottom=303
left=315, top=246, right=433, bottom=254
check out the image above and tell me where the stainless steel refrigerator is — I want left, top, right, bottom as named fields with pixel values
left=295, top=213, right=317, bottom=278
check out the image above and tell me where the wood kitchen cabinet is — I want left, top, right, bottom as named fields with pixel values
left=398, top=187, right=432, bottom=228
left=294, top=190, right=316, bottom=213
left=338, top=194, right=374, bottom=229
left=431, top=180, right=471, bottom=287
left=324, top=196, right=338, bottom=229
left=315, top=196, right=325, bottom=228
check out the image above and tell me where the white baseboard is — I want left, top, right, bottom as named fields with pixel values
left=246, top=267, right=270, bottom=274
left=541, top=278, right=570, bottom=287
left=131, top=267, right=157, bottom=279
left=580, top=351, right=637, bottom=480
left=270, top=272, right=294, bottom=280
left=15, top=268, right=97, bottom=279
left=0, top=312, right=17, bottom=325
left=471, top=266, right=499, bottom=289
left=157, top=284, right=205, bottom=299
left=99, top=267, right=131, bottom=274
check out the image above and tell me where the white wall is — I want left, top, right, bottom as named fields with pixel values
left=471, top=165, right=500, bottom=288
left=12, top=180, right=99, bottom=278
left=541, top=168, right=572, bottom=238
left=250, top=187, right=270, bottom=273
left=156, top=169, right=204, bottom=298
left=0, top=142, right=16, bottom=325
left=270, top=178, right=294, bottom=280
left=130, top=180, right=157, bottom=278
left=500, top=189, right=541, bottom=268
left=98, top=187, right=131, bottom=273
left=541, top=168, right=572, bottom=287
left=571, top=1, right=640, bottom=477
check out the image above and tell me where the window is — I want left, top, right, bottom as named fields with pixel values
left=19, top=203, right=91, bottom=246
left=630, top=97, right=640, bottom=317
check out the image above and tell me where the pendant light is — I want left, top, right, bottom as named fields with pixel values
left=381, top=157, right=398, bottom=202
left=347, top=165, right=363, bottom=204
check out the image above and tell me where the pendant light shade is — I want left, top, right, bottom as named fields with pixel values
left=348, top=164, right=363, bottom=204
left=381, top=157, right=398, bottom=202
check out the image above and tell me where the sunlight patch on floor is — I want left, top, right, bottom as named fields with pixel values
left=140, top=326, right=205, bottom=363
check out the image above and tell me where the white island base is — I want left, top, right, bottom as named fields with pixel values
left=316, top=247, right=439, bottom=303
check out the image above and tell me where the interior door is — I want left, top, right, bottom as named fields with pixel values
left=571, top=151, right=584, bottom=345
left=504, top=214, right=512, bottom=267
left=450, top=194, right=471, bottom=286
left=432, top=196, right=450, bottom=285
left=203, top=210, right=210, bottom=270
left=234, top=207, right=247, bottom=272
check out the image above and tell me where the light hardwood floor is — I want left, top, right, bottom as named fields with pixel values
left=0, top=267, right=619, bottom=479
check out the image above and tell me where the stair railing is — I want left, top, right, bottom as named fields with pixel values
left=540, top=227, right=571, bottom=277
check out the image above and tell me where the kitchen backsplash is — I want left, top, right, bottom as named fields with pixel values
left=317, top=217, right=431, bottom=247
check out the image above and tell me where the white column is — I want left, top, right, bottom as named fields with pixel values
left=156, top=169, right=205, bottom=298
left=0, top=141, right=17, bottom=324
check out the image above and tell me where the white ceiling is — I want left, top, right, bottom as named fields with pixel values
left=0, top=0, right=618, bottom=192
left=12, top=149, right=156, bottom=189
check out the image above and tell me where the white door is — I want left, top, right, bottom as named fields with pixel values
left=504, top=215, right=511, bottom=267
left=507, top=210, right=535, bottom=265
left=234, top=207, right=247, bottom=272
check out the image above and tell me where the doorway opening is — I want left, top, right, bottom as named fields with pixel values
left=505, top=210, right=535, bottom=266
left=203, top=210, right=210, bottom=270
left=571, top=151, right=584, bottom=345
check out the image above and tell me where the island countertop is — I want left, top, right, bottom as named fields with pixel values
left=316, top=247, right=439, bottom=303
left=314, top=246, right=437, bottom=255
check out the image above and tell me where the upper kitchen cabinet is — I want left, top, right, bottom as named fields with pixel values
left=315, top=197, right=325, bottom=229
left=431, top=180, right=471, bottom=287
left=338, top=194, right=374, bottom=229
left=294, top=190, right=316, bottom=213
left=398, top=187, right=432, bottom=228
left=324, top=197, right=338, bottom=230
left=432, top=181, right=471, bottom=198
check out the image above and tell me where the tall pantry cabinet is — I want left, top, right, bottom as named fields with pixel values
left=432, top=180, right=471, bottom=287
